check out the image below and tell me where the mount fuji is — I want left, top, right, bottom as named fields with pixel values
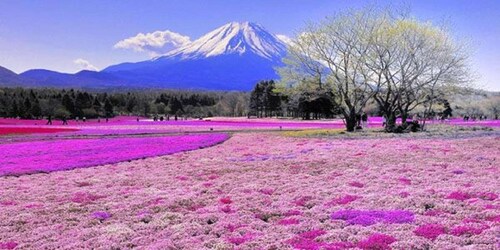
left=8, top=22, right=289, bottom=91
left=103, top=21, right=288, bottom=90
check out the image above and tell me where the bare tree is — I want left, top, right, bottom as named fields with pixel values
left=366, top=17, right=471, bottom=131
left=278, top=9, right=378, bottom=131
left=279, top=7, right=472, bottom=132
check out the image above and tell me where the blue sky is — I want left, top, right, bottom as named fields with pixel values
left=0, top=0, right=499, bottom=90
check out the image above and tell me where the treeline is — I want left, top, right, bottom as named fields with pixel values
left=249, top=80, right=342, bottom=119
left=0, top=87, right=249, bottom=119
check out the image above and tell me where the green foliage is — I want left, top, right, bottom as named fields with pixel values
left=0, top=87, right=249, bottom=119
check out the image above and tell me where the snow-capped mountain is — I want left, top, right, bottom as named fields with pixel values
left=160, top=22, right=286, bottom=61
left=3, top=22, right=289, bottom=91
left=102, top=21, right=288, bottom=90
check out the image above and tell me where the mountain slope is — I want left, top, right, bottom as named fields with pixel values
left=103, top=22, right=287, bottom=90
left=0, top=66, right=32, bottom=86
left=5, top=21, right=288, bottom=90
left=20, top=69, right=127, bottom=89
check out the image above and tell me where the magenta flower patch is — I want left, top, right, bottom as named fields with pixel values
left=331, top=210, right=414, bottom=226
left=414, top=223, right=447, bottom=240
left=92, top=211, right=111, bottom=221
left=0, top=133, right=229, bottom=176
left=450, top=225, right=488, bottom=236
left=349, top=181, right=364, bottom=188
left=278, top=218, right=300, bottom=225
left=446, top=191, right=472, bottom=201
left=219, top=197, right=232, bottom=204
left=327, top=195, right=360, bottom=206
left=357, top=233, right=396, bottom=250
left=0, top=242, right=18, bottom=250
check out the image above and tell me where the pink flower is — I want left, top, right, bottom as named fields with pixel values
left=0, top=242, right=18, bottom=250
left=477, top=192, right=497, bottom=201
left=414, top=223, right=447, bottom=240
left=349, top=181, right=364, bottom=188
left=71, top=192, right=104, bottom=204
left=399, top=192, right=410, bottom=198
left=299, top=229, right=326, bottom=239
left=219, top=197, right=232, bottom=204
left=91, top=211, right=111, bottom=221
left=220, top=205, right=233, bottom=213
left=357, top=233, right=396, bottom=250
left=259, top=188, right=274, bottom=195
left=328, top=195, right=360, bottom=206
left=398, top=177, right=411, bottom=185
left=278, top=218, right=300, bottom=225
left=450, top=225, right=488, bottom=236
left=446, top=191, right=471, bottom=201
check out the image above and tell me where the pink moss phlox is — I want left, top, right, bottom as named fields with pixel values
left=331, top=210, right=414, bottom=226
left=220, top=205, right=233, bottom=213
left=399, top=192, right=410, bottom=198
left=299, top=229, right=326, bottom=239
left=284, top=210, right=303, bottom=217
left=414, top=223, right=447, bottom=240
left=175, top=176, right=189, bottom=181
left=219, top=197, right=232, bottom=204
left=0, top=201, right=17, bottom=206
left=71, top=192, right=104, bottom=204
left=476, top=192, right=497, bottom=201
left=92, top=211, right=111, bottom=221
left=398, top=177, right=411, bottom=185
left=259, top=188, right=274, bottom=195
left=446, top=191, right=471, bottom=201
left=348, top=181, right=364, bottom=188
left=278, top=218, right=300, bottom=225
left=226, top=233, right=253, bottom=245
left=450, top=225, right=488, bottom=236
left=328, top=195, right=360, bottom=206
left=293, top=196, right=313, bottom=207
left=357, top=233, right=397, bottom=250
left=0, top=242, right=18, bottom=250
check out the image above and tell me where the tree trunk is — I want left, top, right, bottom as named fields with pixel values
left=384, top=112, right=397, bottom=132
left=344, top=115, right=357, bottom=132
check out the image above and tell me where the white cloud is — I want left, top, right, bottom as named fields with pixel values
left=73, top=58, right=98, bottom=71
left=114, top=30, right=191, bottom=57
left=276, top=34, right=294, bottom=46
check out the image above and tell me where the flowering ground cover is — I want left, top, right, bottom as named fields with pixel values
left=0, top=127, right=78, bottom=135
left=0, top=133, right=228, bottom=176
left=0, top=130, right=498, bottom=249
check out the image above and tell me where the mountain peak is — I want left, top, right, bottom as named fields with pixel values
left=158, top=21, right=287, bottom=61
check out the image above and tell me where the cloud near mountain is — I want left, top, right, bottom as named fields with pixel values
left=73, top=58, right=98, bottom=71
left=114, top=30, right=192, bottom=57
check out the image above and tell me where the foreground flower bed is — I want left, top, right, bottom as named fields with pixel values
left=0, top=132, right=498, bottom=249
left=0, top=133, right=228, bottom=176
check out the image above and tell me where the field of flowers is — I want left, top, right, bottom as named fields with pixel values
left=0, top=121, right=498, bottom=249
left=0, top=133, right=228, bottom=176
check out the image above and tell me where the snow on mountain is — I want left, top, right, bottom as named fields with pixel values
left=13, top=22, right=290, bottom=90
left=158, top=21, right=287, bottom=61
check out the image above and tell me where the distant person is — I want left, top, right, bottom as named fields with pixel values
left=97, top=117, right=101, bottom=123
left=136, top=117, right=140, bottom=122
left=83, top=116, right=86, bottom=122
left=46, top=115, right=53, bottom=125
left=160, top=116, right=164, bottom=121
left=167, top=115, right=170, bottom=121
left=174, top=114, right=178, bottom=121
left=361, top=112, right=368, bottom=128
left=62, top=116, right=68, bottom=125
left=75, top=117, right=79, bottom=123
left=106, top=117, right=109, bottom=122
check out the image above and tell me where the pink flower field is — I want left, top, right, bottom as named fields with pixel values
left=0, top=134, right=228, bottom=176
left=0, top=125, right=498, bottom=249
